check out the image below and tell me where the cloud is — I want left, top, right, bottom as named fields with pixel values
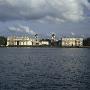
left=0, top=0, right=90, bottom=22
left=71, top=32, right=75, bottom=36
left=8, top=25, right=36, bottom=35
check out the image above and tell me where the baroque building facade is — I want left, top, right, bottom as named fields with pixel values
left=61, top=38, right=83, bottom=47
left=7, top=36, right=49, bottom=46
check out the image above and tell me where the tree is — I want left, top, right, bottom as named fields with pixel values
left=0, top=36, right=7, bottom=46
left=83, top=38, right=90, bottom=46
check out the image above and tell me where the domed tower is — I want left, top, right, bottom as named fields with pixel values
left=51, top=33, right=56, bottom=47
left=34, top=34, right=40, bottom=46
left=35, top=34, right=38, bottom=41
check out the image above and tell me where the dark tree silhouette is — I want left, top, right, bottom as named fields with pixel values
left=83, top=38, right=90, bottom=46
left=0, top=36, right=7, bottom=46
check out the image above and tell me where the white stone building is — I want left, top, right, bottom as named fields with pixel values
left=7, top=36, right=34, bottom=46
left=61, top=38, right=83, bottom=47
left=40, top=40, right=49, bottom=46
left=7, top=36, right=50, bottom=46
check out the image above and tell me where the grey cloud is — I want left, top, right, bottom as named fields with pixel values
left=0, top=0, right=90, bottom=22
left=8, top=24, right=36, bottom=35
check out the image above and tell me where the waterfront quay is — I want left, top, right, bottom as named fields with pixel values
left=0, top=34, right=90, bottom=48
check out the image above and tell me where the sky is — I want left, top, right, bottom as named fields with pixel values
left=0, top=0, right=90, bottom=38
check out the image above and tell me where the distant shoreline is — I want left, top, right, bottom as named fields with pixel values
left=0, top=46, right=90, bottom=48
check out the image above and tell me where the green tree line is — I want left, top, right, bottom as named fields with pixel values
left=83, top=38, right=90, bottom=46
left=0, top=36, right=7, bottom=46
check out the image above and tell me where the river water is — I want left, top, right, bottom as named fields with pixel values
left=0, top=48, right=90, bottom=90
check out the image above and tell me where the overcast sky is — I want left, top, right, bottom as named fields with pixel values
left=0, top=0, right=90, bottom=37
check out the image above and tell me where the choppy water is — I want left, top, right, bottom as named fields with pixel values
left=0, top=48, right=90, bottom=90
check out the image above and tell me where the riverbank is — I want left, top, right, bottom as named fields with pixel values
left=0, top=45, right=90, bottom=48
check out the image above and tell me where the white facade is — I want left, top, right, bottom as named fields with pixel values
left=62, top=38, right=83, bottom=47
left=40, top=41, right=49, bottom=45
left=7, top=36, right=33, bottom=46
left=7, top=36, right=49, bottom=46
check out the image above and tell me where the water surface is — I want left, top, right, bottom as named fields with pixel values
left=0, top=48, right=90, bottom=90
